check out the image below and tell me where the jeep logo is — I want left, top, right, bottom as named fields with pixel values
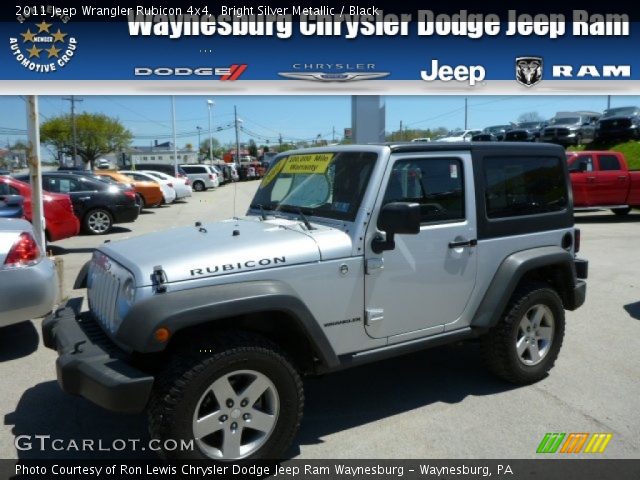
left=420, top=60, right=485, bottom=86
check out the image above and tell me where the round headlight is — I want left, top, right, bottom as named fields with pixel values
left=122, top=277, right=136, bottom=303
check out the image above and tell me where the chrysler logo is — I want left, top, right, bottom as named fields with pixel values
left=278, top=71, right=389, bottom=82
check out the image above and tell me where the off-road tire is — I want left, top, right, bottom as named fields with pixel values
left=481, top=282, right=565, bottom=385
left=148, top=332, right=303, bottom=460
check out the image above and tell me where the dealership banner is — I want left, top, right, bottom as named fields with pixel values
left=1, top=1, right=639, bottom=93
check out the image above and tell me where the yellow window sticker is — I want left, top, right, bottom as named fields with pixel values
left=260, top=159, right=287, bottom=187
left=281, top=154, right=333, bottom=175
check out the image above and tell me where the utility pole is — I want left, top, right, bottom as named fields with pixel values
left=62, top=95, right=83, bottom=168
left=464, top=97, right=468, bottom=130
left=332, top=126, right=336, bottom=143
left=234, top=106, right=241, bottom=166
left=399, top=120, right=403, bottom=141
left=278, top=133, right=283, bottom=148
left=26, top=96, right=45, bottom=249
left=196, top=126, right=203, bottom=163
left=171, top=96, right=178, bottom=178
left=607, top=95, right=611, bottom=109
left=207, top=99, right=214, bottom=164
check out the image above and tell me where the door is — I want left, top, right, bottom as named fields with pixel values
left=593, top=154, right=629, bottom=205
left=364, top=154, right=478, bottom=340
left=568, top=155, right=595, bottom=206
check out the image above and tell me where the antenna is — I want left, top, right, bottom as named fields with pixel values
left=233, top=105, right=241, bottom=221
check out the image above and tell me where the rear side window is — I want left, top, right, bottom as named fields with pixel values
left=383, top=157, right=465, bottom=224
left=0, top=181, right=19, bottom=195
left=484, top=156, right=567, bottom=218
left=183, top=166, right=204, bottom=174
left=598, top=155, right=621, bottom=171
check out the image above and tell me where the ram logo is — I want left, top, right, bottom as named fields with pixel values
left=516, top=57, right=543, bottom=87
left=552, top=65, right=631, bottom=78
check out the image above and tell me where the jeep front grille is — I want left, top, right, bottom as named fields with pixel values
left=88, top=255, right=122, bottom=335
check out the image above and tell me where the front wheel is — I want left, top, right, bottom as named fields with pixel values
left=148, top=333, right=303, bottom=460
left=481, top=282, right=565, bottom=385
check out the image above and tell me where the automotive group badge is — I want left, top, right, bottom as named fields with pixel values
left=516, top=57, right=543, bottom=87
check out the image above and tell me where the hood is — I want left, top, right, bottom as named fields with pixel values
left=599, top=115, right=637, bottom=122
left=99, top=217, right=353, bottom=286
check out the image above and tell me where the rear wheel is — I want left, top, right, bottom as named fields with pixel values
left=612, top=207, right=631, bottom=216
left=148, top=333, right=303, bottom=460
left=83, top=209, right=113, bottom=235
left=482, top=282, right=565, bottom=384
left=193, top=180, right=205, bottom=192
left=135, top=194, right=144, bottom=212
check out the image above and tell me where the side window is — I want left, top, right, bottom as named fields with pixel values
left=484, top=156, right=567, bottom=218
left=382, top=158, right=465, bottom=224
left=0, top=181, right=19, bottom=195
left=576, top=155, right=594, bottom=172
left=599, top=155, right=621, bottom=171
left=182, top=166, right=194, bottom=174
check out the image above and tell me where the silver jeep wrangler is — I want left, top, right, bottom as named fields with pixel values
left=44, top=143, right=588, bottom=460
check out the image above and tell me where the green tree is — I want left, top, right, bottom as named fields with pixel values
left=199, top=138, right=221, bottom=160
left=248, top=139, right=258, bottom=157
left=41, top=113, right=132, bottom=168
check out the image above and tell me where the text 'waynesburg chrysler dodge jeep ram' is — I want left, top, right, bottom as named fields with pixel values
left=44, top=143, right=588, bottom=461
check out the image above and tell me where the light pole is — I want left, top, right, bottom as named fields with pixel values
left=207, top=99, right=215, bottom=164
left=196, top=126, right=203, bottom=163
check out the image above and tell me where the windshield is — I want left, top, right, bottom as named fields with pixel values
left=602, top=107, right=638, bottom=117
left=251, top=151, right=378, bottom=222
left=517, top=122, right=540, bottom=129
left=551, top=117, right=580, bottom=125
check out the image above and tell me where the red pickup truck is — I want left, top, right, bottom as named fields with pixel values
left=567, top=151, right=640, bottom=215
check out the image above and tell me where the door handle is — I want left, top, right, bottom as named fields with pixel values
left=448, top=239, right=477, bottom=249
left=618, top=175, right=627, bottom=180
left=587, top=176, right=596, bottom=182
left=78, top=196, right=91, bottom=200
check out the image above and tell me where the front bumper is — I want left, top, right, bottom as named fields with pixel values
left=596, top=126, right=638, bottom=139
left=42, top=304, right=153, bottom=414
left=566, top=258, right=588, bottom=311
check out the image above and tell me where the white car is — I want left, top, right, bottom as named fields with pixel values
left=121, top=171, right=177, bottom=204
left=180, top=164, right=220, bottom=191
left=142, top=170, right=192, bottom=200
left=438, top=129, right=482, bottom=142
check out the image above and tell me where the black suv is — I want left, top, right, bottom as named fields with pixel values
left=16, top=172, right=139, bottom=235
left=595, top=106, right=640, bottom=141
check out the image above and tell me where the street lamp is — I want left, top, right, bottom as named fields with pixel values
left=196, top=126, right=203, bottom=163
left=207, top=99, right=215, bottom=165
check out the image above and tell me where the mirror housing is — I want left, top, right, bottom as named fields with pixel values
left=372, top=202, right=421, bottom=254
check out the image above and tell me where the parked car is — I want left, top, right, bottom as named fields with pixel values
left=438, top=129, right=482, bottom=142
left=94, top=170, right=164, bottom=208
left=410, top=137, right=432, bottom=142
left=1, top=218, right=58, bottom=328
left=44, top=143, right=587, bottom=461
left=567, top=150, right=640, bottom=215
left=541, top=113, right=599, bottom=146
left=15, top=173, right=139, bottom=235
left=504, top=121, right=544, bottom=142
left=482, top=125, right=512, bottom=141
left=180, top=164, right=220, bottom=191
left=0, top=176, right=79, bottom=242
left=0, top=195, right=24, bottom=218
left=211, top=162, right=234, bottom=184
left=471, top=133, right=497, bottom=142
left=135, top=163, right=189, bottom=180
left=0, top=169, right=11, bottom=176
left=595, top=106, right=640, bottom=141
left=142, top=171, right=192, bottom=200
left=120, top=171, right=177, bottom=204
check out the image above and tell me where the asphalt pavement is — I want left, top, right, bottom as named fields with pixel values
left=0, top=181, right=638, bottom=459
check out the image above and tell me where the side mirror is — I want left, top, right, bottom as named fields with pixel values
left=372, top=202, right=421, bottom=254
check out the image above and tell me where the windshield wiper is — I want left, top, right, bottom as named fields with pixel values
left=296, top=207, right=315, bottom=230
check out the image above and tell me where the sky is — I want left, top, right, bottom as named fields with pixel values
left=0, top=94, right=637, bottom=158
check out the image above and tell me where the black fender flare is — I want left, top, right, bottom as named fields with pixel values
left=74, top=260, right=91, bottom=289
left=471, top=246, right=576, bottom=329
left=116, top=280, right=340, bottom=369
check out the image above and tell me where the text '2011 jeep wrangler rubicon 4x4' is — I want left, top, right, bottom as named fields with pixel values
left=43, top=143, right=588, bottom=461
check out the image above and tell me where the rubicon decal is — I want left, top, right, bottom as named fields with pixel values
left=190, top=256, right=286, bottom=276
left=537, top=433, right=613, bottom=454
left=134, top=64, right=247, bottom=80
